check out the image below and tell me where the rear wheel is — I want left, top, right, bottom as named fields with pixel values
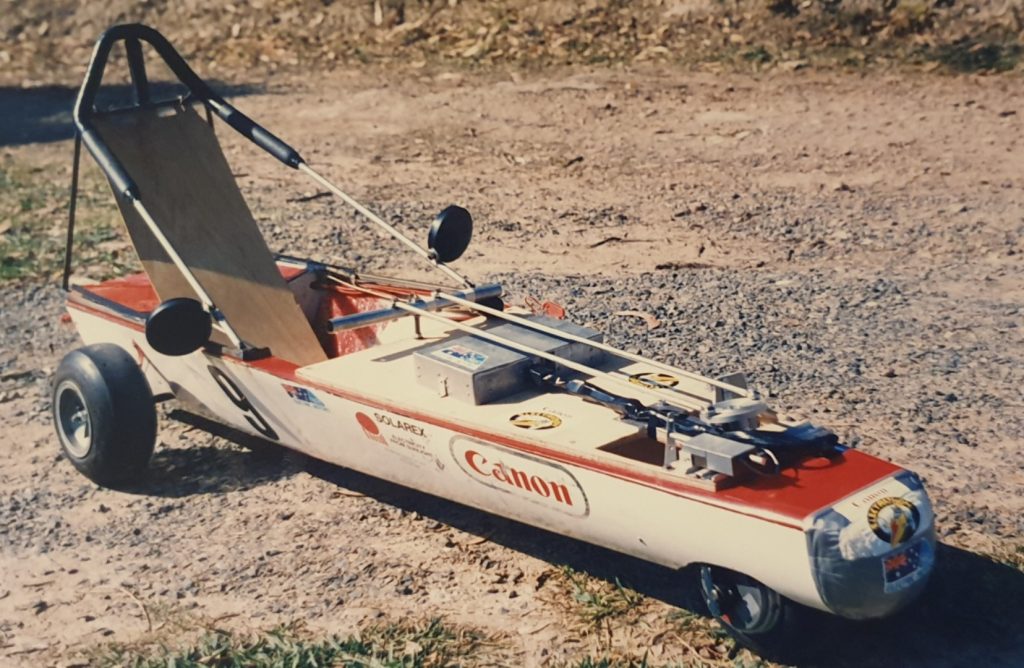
left=699, top=565, right=807, bottom=658
left=52, top=344, right=157, bottom=487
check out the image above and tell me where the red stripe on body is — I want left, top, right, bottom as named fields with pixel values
left=65, top=273, right=901, bottom=529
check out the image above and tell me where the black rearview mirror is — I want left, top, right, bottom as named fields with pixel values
left=428, top=205, right=473, bottom=263
left=145, top=298, right=213, bottom=356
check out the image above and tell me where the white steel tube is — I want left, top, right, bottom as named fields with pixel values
left=298, top=163, right=469, bottom=287
left=386, top=299, right=706, bottom=412
left=438, top=291, right=751, bottom=398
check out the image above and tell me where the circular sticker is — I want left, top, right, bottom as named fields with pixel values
left=629, top=372, right=679, bottom=389
left=509, top=412, right=562, bottom=430
left=867, top=497, right=920, bottom=546
left=356, top=412, right=379, bottom=435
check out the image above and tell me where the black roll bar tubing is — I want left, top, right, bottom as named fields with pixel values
left=73, top=23, right=303, bottom=202
left=67, top=23, right=471, bottom=293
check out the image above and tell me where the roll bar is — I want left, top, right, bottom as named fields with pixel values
left=73, top=23, right=303, bottom=201
left=64, top=23, right=472, bottom=294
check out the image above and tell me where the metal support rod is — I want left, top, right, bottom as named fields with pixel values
left=129, top=199, right=244, bottom=348
left=296, top=163, right=471, bottom=288
left=385, top=298, right=706, bottom=412
left=124, top=37, right=150, bottom=106
left=275, top=254, right=465, bottom=293
left=62, top=134, right=83, bottom=291
left=438, top=291, right=751, bottom=398
left=327, top=283, right=502, bottom=333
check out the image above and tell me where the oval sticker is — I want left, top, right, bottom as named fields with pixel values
left=509, top=411, right=562, bottom=430
left=450, top=437, right=589, bottom=518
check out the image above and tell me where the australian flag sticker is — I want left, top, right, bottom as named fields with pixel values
left=283, top=383, right=327, bottom=411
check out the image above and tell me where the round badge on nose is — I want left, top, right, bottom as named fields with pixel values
left=867, top=497, right=920, bottom=545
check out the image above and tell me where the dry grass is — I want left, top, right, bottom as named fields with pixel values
left=93, top=617, right=511, bottom=668
left=540, top=567, right=768, bottom=668
left=0, top=156, right=136, bottom=283
left=2, top=1, right=1022, bottom=87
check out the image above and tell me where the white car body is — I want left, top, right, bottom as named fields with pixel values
left=65, top=263, right=936, bottom=618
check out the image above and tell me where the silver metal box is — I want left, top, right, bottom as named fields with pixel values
left=681, top=432, right=755, bottom=477
left=414, top=315, right=604, bottom=404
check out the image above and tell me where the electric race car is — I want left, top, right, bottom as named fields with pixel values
left=52, top=24, right=936, bottom=656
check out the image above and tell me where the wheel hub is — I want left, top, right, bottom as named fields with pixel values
left=56, top=381, right=92, bottom=459
left=701, top=566, right=777, bottom=634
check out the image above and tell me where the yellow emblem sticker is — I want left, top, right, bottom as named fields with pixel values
left=509, top=412, right=563, bottom=430
left=867, top=497, right=920, bottom=546
left=628, top=372, right=679, bottom=389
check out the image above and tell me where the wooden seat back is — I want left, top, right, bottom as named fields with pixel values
left=93, top=105, right=327, bottom=366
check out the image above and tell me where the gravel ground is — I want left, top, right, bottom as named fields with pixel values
left=496, top=264, right=1024, bottom=541
left=2, top=66, right=1023, bottom=666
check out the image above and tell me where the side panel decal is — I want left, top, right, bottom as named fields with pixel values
left=451, top=436, right=590, bottom=518
left=207, top=365, right=279, bottom=441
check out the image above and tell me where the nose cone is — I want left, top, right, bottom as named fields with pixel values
left=807, top=473, right=937, bottom=619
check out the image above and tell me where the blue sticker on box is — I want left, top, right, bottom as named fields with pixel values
left=433, top=344, right=487, bottom=370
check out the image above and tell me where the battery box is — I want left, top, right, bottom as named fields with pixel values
left=414, top=315, right=603, bottom=404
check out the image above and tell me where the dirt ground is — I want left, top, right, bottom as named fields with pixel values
left=2, top=62, right=1023, bottom=666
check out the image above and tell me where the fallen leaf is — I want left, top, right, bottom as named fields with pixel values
left=97, top=241, right=126, bottom=253
left=286, top=191, right=331, bottom=203
left=541, top=301, right=565, bottom=319
left=589, top=236, right=652, bottom=248
left=613, top=310, right=661, bottom=330
left=779, top=59, right=808, bottom=71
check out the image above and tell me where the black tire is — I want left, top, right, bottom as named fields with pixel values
left=52, top=343, right=157, bottom=487
left=699, top=565, right=812, bottom=660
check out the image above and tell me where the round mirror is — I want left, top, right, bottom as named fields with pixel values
left=145, top=298, right=212, bottom=356
left=428, top=205, right=473, bottom=263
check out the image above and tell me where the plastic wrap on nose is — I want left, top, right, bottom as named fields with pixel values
left=807, top=475, right=936, bottom=619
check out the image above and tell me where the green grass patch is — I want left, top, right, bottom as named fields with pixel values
left=742, top=46, right=773, bottom=65
left=567, top=658, right=652, bottom=668
left=567, top=659, right=632, bottom=668
left=97, top=618, right=501, bottom=668
left=559, top=566, right=646, bottom=631
left=0, top=157, right=138, bottom=284
left=931, top=38, right=1022, bottom=73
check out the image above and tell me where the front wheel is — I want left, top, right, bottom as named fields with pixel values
left=699, top=565, right=810, bottom=658
left=52, top=343, right=157, bottom=487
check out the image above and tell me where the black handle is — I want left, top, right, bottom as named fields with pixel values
left=205, top=99, right=303, bottom=168
left=80, top=128, right=138, bottom=199
left=74, top=23, right=304, bottom=200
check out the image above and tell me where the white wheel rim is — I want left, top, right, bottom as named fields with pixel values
left=56, top=380, right=92, bottom=459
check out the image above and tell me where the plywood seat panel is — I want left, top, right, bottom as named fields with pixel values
left=93, top=105, right=327, bottom=367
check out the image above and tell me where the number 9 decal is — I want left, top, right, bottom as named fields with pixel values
left=207, top=365, right=279, bottom=441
